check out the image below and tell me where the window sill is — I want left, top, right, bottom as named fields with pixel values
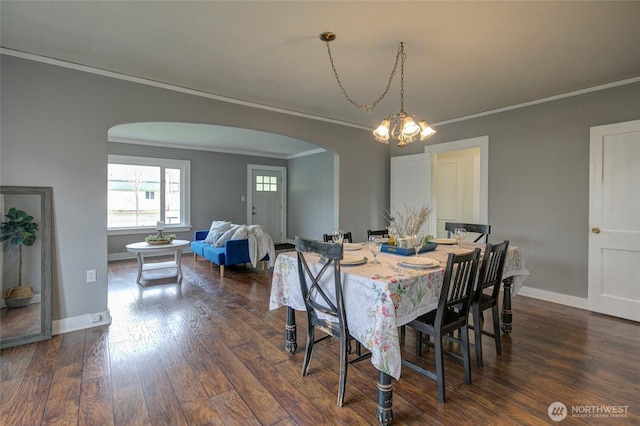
left=108, top=226, right=191, bottom=237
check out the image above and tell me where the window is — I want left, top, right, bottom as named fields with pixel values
left=108, top=155, right=190, bottom=231
left=256, top=175, right=278, bottom=192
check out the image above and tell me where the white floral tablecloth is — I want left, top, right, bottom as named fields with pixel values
left=269, top=243, right=528, bottom=380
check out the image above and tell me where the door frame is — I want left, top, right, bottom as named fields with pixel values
left=424, top=136, right=489, bottom=234
left=247, top=165, right=287, bottom=242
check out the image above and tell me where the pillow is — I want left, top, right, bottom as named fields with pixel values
left=214, top=224, right=240, bottom=247
left=204, top=220, right=231, bottom=244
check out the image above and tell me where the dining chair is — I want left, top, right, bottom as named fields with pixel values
left=469, top=240, right=509, bottom=368
left=323, top=232, right=353, bottom=243
left=445, top=222, right=491, bottom=243
left=367, top=229, right=389, bottom=238
left=402, top=248, right=481, bottom=403
left=295, top=236, right=371, bottom=407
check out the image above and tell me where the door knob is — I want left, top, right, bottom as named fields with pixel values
left=591, top=227, right=601, bottom=234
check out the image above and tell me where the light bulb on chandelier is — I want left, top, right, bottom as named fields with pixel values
left=320, top=32, right=435, bottom=148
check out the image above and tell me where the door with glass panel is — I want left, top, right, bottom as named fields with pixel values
left=248, top=166, right=286, bottom=243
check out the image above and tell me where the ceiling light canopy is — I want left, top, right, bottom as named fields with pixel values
left=320, top=32, right=435, bottom=148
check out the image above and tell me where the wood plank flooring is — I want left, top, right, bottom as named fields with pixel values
left=1, top=254, right=639, bottom=425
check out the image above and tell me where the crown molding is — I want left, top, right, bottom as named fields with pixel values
left=1, top=48, right=369, bottom=132
left=3, top=48, right=638, bottom=131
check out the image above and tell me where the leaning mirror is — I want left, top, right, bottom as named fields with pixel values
left=1, top=186, right=52, bottom=349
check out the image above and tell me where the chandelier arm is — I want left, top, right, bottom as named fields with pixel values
left=399, top=42, right=406, bottom=112
left=324, top=41, right=402, bottom=112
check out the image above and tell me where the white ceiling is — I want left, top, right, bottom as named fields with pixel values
left=2, top=1, right=639, bottom=157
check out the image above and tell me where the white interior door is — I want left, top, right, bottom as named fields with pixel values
left=433, top=148, right=482, bottom=238
left=425, top=136, right=488, bottom=237
left=588, top=119, right=640, bottom=322
left=435, top=158, right=463, bottom=237
left=390, top=153, right=432, bottom=235
left=248, top=165, right=286, bottom=243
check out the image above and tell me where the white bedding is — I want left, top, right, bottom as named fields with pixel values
left=247, top=225, right=276, bottom=268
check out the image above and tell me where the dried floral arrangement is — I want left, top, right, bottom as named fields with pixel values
left=386, top=204, right=432, bottom=237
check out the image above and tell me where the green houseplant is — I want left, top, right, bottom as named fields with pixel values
left=145, top=232, right=176, bottom=245
left=1, top=207, right=39, bottom=307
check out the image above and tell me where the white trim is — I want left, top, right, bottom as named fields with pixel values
left=110, top=137, right=324, bottom=160
left=107, top=154, right=191, bottom=230
left=1, top=48, right=369, bottom=132
left=518, top=286, right=588, bottom=310
left=286, top=148, right=327, bottom=160
left=4, top=48, right=638, bottom=130
left=434, top=76, right=640, bottom=126
left=425, top=136, right=489, bottom=233
left=52, top=310, right=113, bottom=335
left=247, top=165, right=287, bottom=242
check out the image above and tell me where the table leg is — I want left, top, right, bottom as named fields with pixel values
left=376, top=371, right=393, bottom=425
left=176, top=249, right=184, bottom=282
left=285, top=306, right=297, bottom=354
left=135, top=253, right=143, bottom=283
left=501, top=276, right=514, bottom=334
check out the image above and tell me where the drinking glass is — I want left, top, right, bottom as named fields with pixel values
left=454, top=228, right=467, bottom=247
left=332, top=229, right=344, bottom=244
left=412, top=233, right=424, bottom=257
left=368, top=236, right=382, bottom=264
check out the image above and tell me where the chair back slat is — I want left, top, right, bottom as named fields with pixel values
left=295, top=236, right=346, bottom=326
left=323, top=232, right=353, bottom=243
left=367, top=229, right=389, bottom=238
left=438, top=248, right=481, bottom=327
left=445, top=222, right=491, bottom=243
left=477, top=240, right=509, bottom=302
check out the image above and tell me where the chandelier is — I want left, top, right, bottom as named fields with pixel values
left=320, top=32, right=435, bottom=148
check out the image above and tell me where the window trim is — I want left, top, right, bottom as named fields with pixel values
left=107, top=154, right=191, bottom=235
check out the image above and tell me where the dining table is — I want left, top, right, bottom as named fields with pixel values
left=269, top=240, right=528, bottom=425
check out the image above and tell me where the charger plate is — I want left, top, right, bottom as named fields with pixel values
left=397, top=257, right=440, bottom=269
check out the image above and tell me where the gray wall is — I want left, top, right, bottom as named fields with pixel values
left=2, top=52, right=637, bottom=326
left=1, top=54, right=389, bottom=323
left=107, top=143, right=287, bottom=254
left=287, top=150, right=334, bottom=241
left=392, top=82, right=640, bottom=298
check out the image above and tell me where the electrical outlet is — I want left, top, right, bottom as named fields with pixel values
left=86, top=270, right=96, bottom=283
left=89, top=314, right=101, bottom=323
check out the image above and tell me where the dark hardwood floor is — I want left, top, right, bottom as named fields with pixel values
left=1, top=253, right=638, bottom=425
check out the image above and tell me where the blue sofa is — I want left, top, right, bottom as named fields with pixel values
left=191, top=230, right=268, bottom=278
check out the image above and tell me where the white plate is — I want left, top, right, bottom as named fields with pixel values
left=343, top=243, right=363, bottom=251
left=397, top=257, right=440, bottom=268
left=430, top=238, right=457, bottom=245
left=341, top=254, right=367, bottom=265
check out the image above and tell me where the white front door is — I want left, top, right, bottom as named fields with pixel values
left=588, top=119, right=640, bottom=322
left=248, top=165, right=286, bottom=243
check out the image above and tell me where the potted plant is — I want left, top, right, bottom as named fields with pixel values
left=144, top=232, right=176, bottom=245
left=1, top=207, right=39, bottom=308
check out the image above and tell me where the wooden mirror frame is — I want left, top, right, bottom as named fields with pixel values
left=0, top=186, right=52, bottom=349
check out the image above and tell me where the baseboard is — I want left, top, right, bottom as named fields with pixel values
left=518, top=286, right=588, bottom=310
left=52, top=309, right=112, bottom=335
